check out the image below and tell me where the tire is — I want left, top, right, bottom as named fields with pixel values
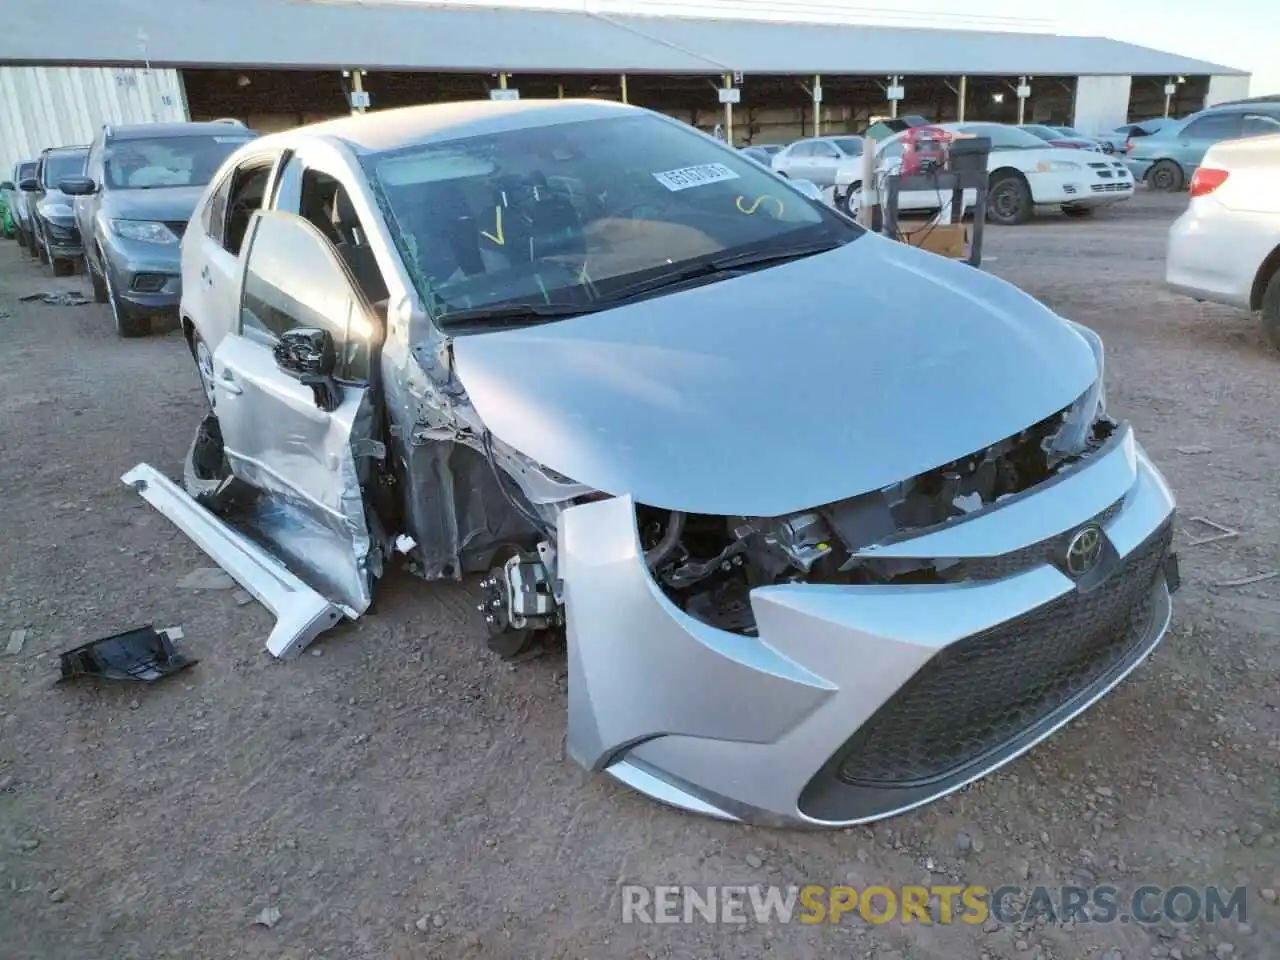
left=191, top=328, right=217, bottom=410
left=1147, top=159, right=1184, bottom=192
left=15, top=227, right=26, bottom=249
left=103, top=259, right=149, bottom=338
left=88, top=247, right=109, bottom=303
left=52, top=257, right=74, bottom=277
left=841, top=181, right=861, bottom=217
left=987, top=172, right=1033, bottom=226
left=1061, top=205, right=1094, bottom=218
left=487, top=627, right=538, bottom=660
left=1262, top=269, right=1280, bottom=353
left=28, top=231, right=40, bottom=258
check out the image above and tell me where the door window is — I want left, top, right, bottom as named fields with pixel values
left=239, top=211, right=377, bottom=381
left=200, top=175, right=232, bottom=245
left=1242, top=113, right=1280, bottom=137
left=223, top=158, right=276, bottom=255
left=1180, top=114, right=1243, bottom=140
left=788, top=142, right=815, bottom=158
left=812, top=141, right=841, bottom=158
left=296, top=168, right=389, bottom=305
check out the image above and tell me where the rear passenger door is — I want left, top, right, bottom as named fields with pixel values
left=1175, top=113, right=1243, bottom=174
left=211, top=210, right=382, bottom=614
left=185, top=151, right=281, bottom=352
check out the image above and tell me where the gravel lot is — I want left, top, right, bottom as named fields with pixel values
left=0, top=191, right=1276, bottom=960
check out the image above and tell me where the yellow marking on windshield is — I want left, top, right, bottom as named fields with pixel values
left=735, top=194, right=784, bottom=217
left=480, top=205, right=505, bottom=245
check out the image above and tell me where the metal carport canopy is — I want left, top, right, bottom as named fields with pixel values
left=0, top=0, right=1246, bottom=77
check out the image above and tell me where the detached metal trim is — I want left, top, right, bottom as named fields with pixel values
left=121, top=464, right=345, bottom=659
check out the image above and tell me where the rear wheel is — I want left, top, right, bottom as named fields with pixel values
left=987, top=172, right=1033, bottom=226
left=1147, top=159, right=1184, bottom=192
left=1262, top=269, right=1280, bottom=353
left=1061, top=205, right=1094, bottom=218
left=191, top=329, right=217, bottom=410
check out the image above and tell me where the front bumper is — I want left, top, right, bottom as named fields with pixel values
left=1028, top=166, right=1135, bottom=207
left=102, top=235, right=182, bottom=314
left=40, top=218, right=82, bottom=258
left=563, top=422, right=1176, bottom=827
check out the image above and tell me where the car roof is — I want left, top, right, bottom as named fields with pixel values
left=42, top=145, right=89, bottom=156
left=105, top=121, right=256, bottom=141
left=284, top=98, right=640, bottom=154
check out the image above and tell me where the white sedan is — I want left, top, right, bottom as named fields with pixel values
left=1165, top=132, right=1280, bottom=352
left=837, top=122, right=1135, bottom=225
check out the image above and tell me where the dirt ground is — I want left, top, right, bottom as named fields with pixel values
left=0, top=191, right=1276, bottom=960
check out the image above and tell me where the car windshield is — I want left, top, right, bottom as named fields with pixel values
left=958, top=124, right=1051, bottom=150
left=103, top=134, right=256, bottom=189
left=366, top=112, right=858, bottom=325
left=43, top=151, right=86, bottom=187
left=1022, top=125, right=1060, bottom=140
left=830, top=137, right=864, bottom=155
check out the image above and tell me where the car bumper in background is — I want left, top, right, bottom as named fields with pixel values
left=1165, top=203, right=1280, bottom=310
left=562, top=423, right=1176, bottom=827
left=103, top=237, right=182, bottom=315
left=1030, top=167, right=1135, bottom=207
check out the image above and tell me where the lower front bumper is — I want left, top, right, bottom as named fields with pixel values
left=563, top=423, right=1176, bottom=827
left=104, top=246, right=181, bottom=316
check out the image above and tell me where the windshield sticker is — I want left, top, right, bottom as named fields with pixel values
left=652, top=163, right=741, bottom=192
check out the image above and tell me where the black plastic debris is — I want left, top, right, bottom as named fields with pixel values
left=19, top=291, right=92, bottom=307
left=57, top=626, right=196, bottom=684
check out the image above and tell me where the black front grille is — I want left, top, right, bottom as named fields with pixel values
left=834, top=520, right=1173, bottom=787
left=961, top=499, right=1122, bottom=581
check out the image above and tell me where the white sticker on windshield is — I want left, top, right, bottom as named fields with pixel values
left=652, top=163, right=740, bottom=192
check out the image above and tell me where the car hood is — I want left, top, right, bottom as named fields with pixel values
left=993, top=146, right=1089, bottom=168
left=102, top=185, right=206, bottom=222
left=451, top=233, right=1098, bottom=517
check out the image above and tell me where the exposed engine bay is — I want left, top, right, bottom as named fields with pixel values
left=630, top=406, right=1118, bottom=635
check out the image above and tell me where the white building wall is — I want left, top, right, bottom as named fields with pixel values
left=1205, top=74, right=1251, bottom=107
left=0, top=66, right=188, bottom=176
left=1072, top=75, right=1132, bottom=135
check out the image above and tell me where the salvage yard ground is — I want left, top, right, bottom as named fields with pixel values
left=0, top=191, right=1277, bottom=960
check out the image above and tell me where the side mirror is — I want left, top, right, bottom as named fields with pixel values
left=18, top=177, right=39, bottom=192
left=273, top=327, right=341, bottom=412
left=273, top=326, right=335, bottom=377
left=0, top=181, right=13, bottom=192
left=58, top=176, right=97, bottom=196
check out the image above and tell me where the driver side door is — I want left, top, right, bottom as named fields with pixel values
left=211, top=209, right=383, bottom=614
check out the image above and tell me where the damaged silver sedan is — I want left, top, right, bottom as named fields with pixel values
left=136, top=100, right=1179, bottom=828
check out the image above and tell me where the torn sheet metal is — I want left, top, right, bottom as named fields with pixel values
left=57, top=626, right=195, bottom=683
left=121, top=464, right=346, bottom=659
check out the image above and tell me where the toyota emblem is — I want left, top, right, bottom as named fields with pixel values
left=1064, top=525, right=1104, bottom=577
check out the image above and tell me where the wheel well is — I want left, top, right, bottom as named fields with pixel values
left=989, top=166, right=1028, bottom=187
left=180, top=315, right=197, bottom=356
left=1250, top=244, right=1280, bottom=311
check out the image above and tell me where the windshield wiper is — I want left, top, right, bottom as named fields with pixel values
left=436, top=301, right=602, bottom=329
left=608, top=239, right=846, bottom=301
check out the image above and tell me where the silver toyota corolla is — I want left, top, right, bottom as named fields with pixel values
left=134, top=100, right=1178, bottom=828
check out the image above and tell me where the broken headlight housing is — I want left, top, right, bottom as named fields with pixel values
left=1051, top=319, right=1108, bottom=456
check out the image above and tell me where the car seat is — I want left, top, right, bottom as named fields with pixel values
left=331, top=191, right=388, bottom=303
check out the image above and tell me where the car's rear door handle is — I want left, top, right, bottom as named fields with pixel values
left=218, top=370, right=243, bottom=395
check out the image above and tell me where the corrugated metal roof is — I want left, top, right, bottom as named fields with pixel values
left=0, top=0, right=1247, bottom=77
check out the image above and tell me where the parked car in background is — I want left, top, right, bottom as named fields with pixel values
left=739, top=145, right=779, bottom=166
left=60, top=121, right=259, bottom=337
left=857, top=122, right=1133, bottom=224
left=8, top=161, right=38, bottom=250
left=1019, top=124, right=1102, bottom=151
left=1127, top=104, right=1280, bottom=191
left=1048, top=125, right=1112, bottom=152
left=159, top=98, right=1176, bottom=828
left=1091, top=119, right=1175, bottom=155
left=20, top=145, right=89, bottom=275
left=0, top=177, right=16, bottom=239
left=1166, top=132, right=1280, bottom=351
left=771, top=135, right=864, bottom=187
